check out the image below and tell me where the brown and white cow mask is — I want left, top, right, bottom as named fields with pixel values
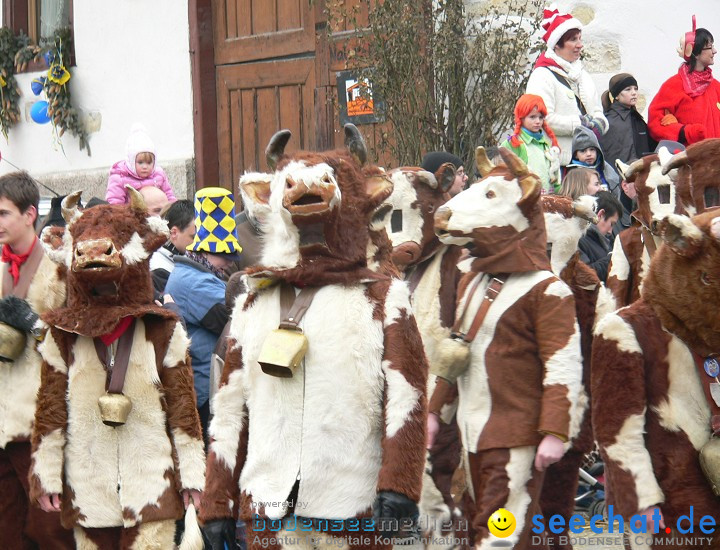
left=242, top=124, right=394, bottom=286
left=383, top=167, right=453, bottom=271
left=434, top=147, right=550, bottom=273
left=662, top=138, right=720, bottom=216
left=643, top=209, right=720, bottom=356
left=616, top=150, right=680, bottom=233
left=46, top=187, right=169, bottom=313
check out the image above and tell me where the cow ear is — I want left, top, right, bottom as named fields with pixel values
left=241, top=179, right=272, bottom=206
left=40, top=225, right=70, bottom=265
left=435, top=163, right=456, bottom=193
left=364, top=174, right=394, bottom=209
left=659, top=213, right=704, bottom=258
left=370, top=202, right=392, bottom=232
left=144, top=216, right=171, bottom=253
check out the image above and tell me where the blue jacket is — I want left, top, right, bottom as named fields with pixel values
left=166, top=257, right=227, bottom=407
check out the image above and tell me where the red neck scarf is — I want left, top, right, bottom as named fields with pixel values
left=679, top=64, right=714, bottom=98
left=1, top=237, right=37, bottom=285
left=534, top=52, right=562, bottom=70
left=99, top=316, right=134, bottom=346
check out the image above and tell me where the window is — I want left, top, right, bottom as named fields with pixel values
left=3, top=0, right=73, bottom=70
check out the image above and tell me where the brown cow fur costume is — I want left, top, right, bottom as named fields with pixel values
left=593, top=209, right=720, bottom=550
left=382, top=166, right=465, bottom=547
left=540, top=194, right=598, bottom=550
left=29, top=190, right=205, bottom=550
left=200, top=126, right=428, bottom=550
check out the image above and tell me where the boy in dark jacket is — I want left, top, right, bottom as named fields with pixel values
left=578, top=191, right=622, bottom=282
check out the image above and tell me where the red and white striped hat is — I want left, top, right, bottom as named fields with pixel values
left=542, top=4, right=583, bottom=51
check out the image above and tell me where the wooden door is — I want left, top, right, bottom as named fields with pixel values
left=216, top=57, right=315, bottom=187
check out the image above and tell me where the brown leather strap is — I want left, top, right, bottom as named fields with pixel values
left=452, top=275, right=507, bottom=343
left=93, top=319, right=136, bottom=394
left=2, top=240, right=45, bottom=299
left=407, top=258, right=432, bottom=295
left=451, top=275, right=485, bottom=334
left=278, top=285, right=319, bottom=330
left=641, top=227, right=658, bottom=258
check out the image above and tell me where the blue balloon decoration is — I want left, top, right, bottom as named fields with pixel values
left=30, top=100, right=51, bottom=124
left=30, top=77, right=45, bottom=96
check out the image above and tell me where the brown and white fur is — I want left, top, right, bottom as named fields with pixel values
left=383, top=166, right=464, bottom=548
left=29, top=190, right=204, bottom=549
left=432, top=148, right=584, bottom=550
left=200, top=126, right=428, bottom=550
left=606, top=147, right=682, bottom=309
left=593, top=209, right=720, bottom=549
left=539, top=194, right=597, bottom=550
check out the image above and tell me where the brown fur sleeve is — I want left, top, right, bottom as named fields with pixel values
left=428, top=378, right=458, bottom=417
left=29, top=327, right=72, bottom=501
left=200, top=338, right=248, bottom=522
left=533, top=278, right=583, bottom=442
left=158, top=320, right=206, bottom=492
left=591, top=311, right=664, bottom=517
left=376, top=280, right=428, bottom=502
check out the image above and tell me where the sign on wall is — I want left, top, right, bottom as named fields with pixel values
left=336, top=70, right=385, bottom=126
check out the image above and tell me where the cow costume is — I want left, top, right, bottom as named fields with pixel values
left=29, top=189, right=205, bottom=550
left=606, top=145, right=683, bottom=308
left=382, top=165, right=465, bottom=547
left=593, top=209, right=720, bottom=549
left=539, top=194, right=597, bottom=550
left=200, top=125, right=428, bottom=550
left=429, top=148, right=584, bottom=550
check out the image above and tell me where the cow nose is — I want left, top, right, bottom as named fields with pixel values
left=76, top=238, right=115, bottom=258
left=434, top=206, right=452, bottom=235
left=286, top=176, right=299, bottom=191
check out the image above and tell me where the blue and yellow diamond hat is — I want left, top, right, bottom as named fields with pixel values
left=188, top=187, right=242, bottom=259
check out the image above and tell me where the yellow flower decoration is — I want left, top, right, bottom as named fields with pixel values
left=0, top=76, right=6, bottom=87
left=47, top=63, right=70, bottom=85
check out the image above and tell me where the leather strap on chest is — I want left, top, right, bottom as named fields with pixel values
left=2, top=242, right=45, bottom=299
left=452, top=274, right=507, bottom=343
left=93, top=319, right=136, bottom=394
left=640, top=227, right=658, bottom=259
left=278, top=284, right=319, bottom=330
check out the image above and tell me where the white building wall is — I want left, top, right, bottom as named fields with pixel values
left=0, top=0, right=194, bottom=199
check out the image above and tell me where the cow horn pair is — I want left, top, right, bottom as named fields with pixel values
left=497, top=147, right=541, bottom=202
left=61, top=187, right=147, bottom=223
left=265, top=124, right=369, bottom=171
left=662, top=151, right=688, bottom=175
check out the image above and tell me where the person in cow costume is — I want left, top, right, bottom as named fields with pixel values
left=428, top=148, right=585, bottom=549
left=592, top=208, right=720, bottom=549
left=606, top=142, right=685, bottom=308
left=382, top=164, right=465, bottom=547
left=0, top=171, right=74, bottom=548
left=29, top=188, right=205, bottom=550
left=200, top=125, right=428, bottom=550
left=540, top=193, right=598, bottom=550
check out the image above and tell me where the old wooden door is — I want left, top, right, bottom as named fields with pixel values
left=213, top=0, right=318, bottom=189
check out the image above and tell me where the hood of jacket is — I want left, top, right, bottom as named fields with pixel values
left=571, top=125, right=606, bottom=165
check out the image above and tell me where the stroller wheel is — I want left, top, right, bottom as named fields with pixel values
left=589, top=499, right=606, bottom=519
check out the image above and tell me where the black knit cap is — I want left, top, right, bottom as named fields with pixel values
left=421, top=151, right=463, bottom=175
left=609, top=73, right=638, bottom=101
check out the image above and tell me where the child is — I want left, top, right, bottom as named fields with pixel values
left=578, top=190, right=622, bottom=282
left=559, top=167, right=601, bottom=199
left=501, top=94, right=561, bottom=193
left=106, top=123, right=177, bottom=205
left=599, top=72, right=656, bottom=169
left=564, top=126, right=620, bottom=196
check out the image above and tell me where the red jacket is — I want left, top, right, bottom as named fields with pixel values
left=648, top=71, right=720, bottom=144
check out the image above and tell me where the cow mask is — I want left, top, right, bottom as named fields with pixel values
left=242, top=124, right=394, bottom=287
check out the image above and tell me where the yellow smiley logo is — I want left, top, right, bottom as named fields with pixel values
left=487, top=508, right=516, bottom=538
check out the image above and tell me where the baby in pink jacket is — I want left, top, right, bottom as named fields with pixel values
left=105, top=124, right=177, bottom=204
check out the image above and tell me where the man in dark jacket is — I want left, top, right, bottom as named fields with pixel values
left=578, top=191, right=622, bottom=282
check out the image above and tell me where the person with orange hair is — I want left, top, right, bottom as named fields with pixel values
left=501, top=93, right=561, bottom=193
